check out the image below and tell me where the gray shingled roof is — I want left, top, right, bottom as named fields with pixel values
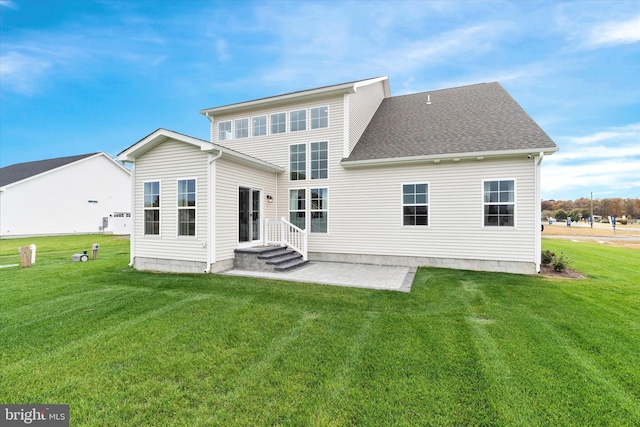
left=345, top=82, right=557, bottom=162
left=0, top=153, right=99, bottom=187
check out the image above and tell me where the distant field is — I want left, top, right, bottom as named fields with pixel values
left=1, top=235, right=639, bottom=426
left=543, top=221, right=640, bottom=250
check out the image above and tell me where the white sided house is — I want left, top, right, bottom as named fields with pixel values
left=118, top=77, right=558, bottom=275
left=0, top=152, right=131, bottom=237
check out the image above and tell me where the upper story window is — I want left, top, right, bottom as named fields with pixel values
left=310, top=106, right=328, bottom=129
left=483, top=180, right=515, bottom=226
left=402, top=183, right=429, bottom=226
left=144, top=181, right=160, bottom=235
left=290, top=143, right=306, bottom=181
left=252, top=115, right=267, bottom=137
left=271, top=112, right=286, bottom=134
left=178, top=179, right=196, bottom=236
left=218, top=121, right=231, bottom=141
left=235, top=118, right=249, bottom=139
left=310, top=141, right=328, bottom=179
left=290, top=109, right=306, bottom=132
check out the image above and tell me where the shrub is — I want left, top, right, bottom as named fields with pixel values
left=541, top=250, right=555, bottom=265
left=552, top=252, right=571, bottom=272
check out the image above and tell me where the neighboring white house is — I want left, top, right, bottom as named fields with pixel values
left=0, top=152, right=132, bottom=237
left=117, top=77, right=558, bottom=275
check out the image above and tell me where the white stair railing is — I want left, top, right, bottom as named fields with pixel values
left=264, top=217, right=307, bottom=260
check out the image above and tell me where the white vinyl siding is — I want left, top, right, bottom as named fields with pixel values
left=133, top=140, right=208, bottom=262
left=347, top=80, right=386, bottom=156
left=305, top=158, right=537, bottom=266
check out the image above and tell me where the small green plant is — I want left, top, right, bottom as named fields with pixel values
left=552, top=252, right=571, bottom=272
left=541, top=250, right=555, bottom=265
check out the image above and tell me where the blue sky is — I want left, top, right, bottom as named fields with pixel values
left=1, top=0, right=638, bottom=201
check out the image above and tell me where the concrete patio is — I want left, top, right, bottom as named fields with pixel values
left=219, top=261, right=416, bottom=292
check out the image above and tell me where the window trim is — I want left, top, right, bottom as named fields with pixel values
left=270, top=111, right=287, bottom=135
left=482, top=178, right=516, bottom=228
left=401, top=182, right=430, bottom=227
left=251, top=115, right=267, bottom=137
left=288, top=188, right=307, bottom=231
left=310, top=105, right=329, bottom=130
left=218, top=120, right=232, bottom=141
left=234, top=118, right=249, bottom=139
left=177, top=178, right=197, bottom=237
left=289, top=108, right=307, bottom=132
left=310, top=187, right=329, bottom=234
left=289, top=142, right=307, bottom=182
left=310, top=141, right=329, bottom=180
left=143, top=180, right=161, bottom=236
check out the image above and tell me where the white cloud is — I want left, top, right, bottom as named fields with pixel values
left=0, top=51, right=52, bottom=95
left=216, top=39, right=229, bottom=62
left=0, top=0, right=16, bottom=8
left=586, top=16, right=640, bottom=47
left=562, top=123, right=640, bottom=145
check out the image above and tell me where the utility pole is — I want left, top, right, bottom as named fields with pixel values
left=590, top=192, right=594, bottom=229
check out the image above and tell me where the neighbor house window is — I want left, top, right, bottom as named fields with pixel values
left=290, top=143, right=306, bottom=180
left=289, top=189, right=306, bottom=230
left=310, top=188, right=328, bottom=233
left=235, top=118, right=249, bottom=139
left=252, top=115, right=267, bottom=137
left=402, top=183, right=429, bottom=226
left=218, top=121, right=231, bottom=141
left=178, top=179, right=196, bottom=236
left=271, top=112, right=286, bottom=134
left=144, top=181, right=160, bottom=235
left=310, top=141, right=328, bottom=179
left=483, top=180, right=515, bottom=226
left=310, top=106, right=328, bottom=129
left=290, top=109, right=306, bottom=132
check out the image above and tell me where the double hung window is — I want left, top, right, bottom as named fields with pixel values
left=289, top=188, right=328, bottom=233
left=144, top=181, right=160, bottom=235
left=290, top=144, right=306, bottom=181
left=178, top=179, right=196, bottom=236
left=483, top=180, right=515, bottom=226
left=402, top=184, right=429, bottom=226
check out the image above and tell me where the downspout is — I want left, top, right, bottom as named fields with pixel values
left=204, top=150, right=222, bottom=273
left=535, top=152, right=544, bottom=273
left=128, top=162, right=136, bottom=267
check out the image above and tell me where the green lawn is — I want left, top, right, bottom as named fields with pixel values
left=1, top=235, right=638, bottom=426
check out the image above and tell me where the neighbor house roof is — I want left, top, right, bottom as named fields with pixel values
left=0, top=153, right=99, bottom=188
left=342, top=82, right=558, bottom=166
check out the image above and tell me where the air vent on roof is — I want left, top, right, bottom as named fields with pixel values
left=426, top=95, right=431, bottom=105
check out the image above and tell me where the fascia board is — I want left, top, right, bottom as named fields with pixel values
left=340, top=147, right=560, bottom=169
left=200, top=84, right=357, bottom=116
left=202, top=145, right=284, bottom=173
left=117, top=129, right=212, bottom=162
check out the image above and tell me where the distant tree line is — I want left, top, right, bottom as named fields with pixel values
left=541, top=197, right=640, bottom=222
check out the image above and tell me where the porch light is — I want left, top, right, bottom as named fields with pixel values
left=266, top=195, right=274, bottom=203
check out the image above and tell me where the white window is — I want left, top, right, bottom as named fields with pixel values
left=483, top=180, right=515, bottom=226
left=310, top=106, right=328, bottom=129
left=178, top=179, right=196, bottom=236
left=235, top=118, right=249, bottom=139
left=289, top=189, right=306, bottom=230
left=143, top=181, right=160, bottom=235
left=271, top=112, right=286, bottom=134
left=290, top=109, right=306, bottom=132
left=310, top=188, right=328, bottom=233
left=402, top=184, right=429, bottom=226
left=310, top=141, right=328, bottom=179
left=252, top=115, right=267, bottom=137
left=290, top=143, right=306, bottom=181
left=218, top=121, right=231, bottom=141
